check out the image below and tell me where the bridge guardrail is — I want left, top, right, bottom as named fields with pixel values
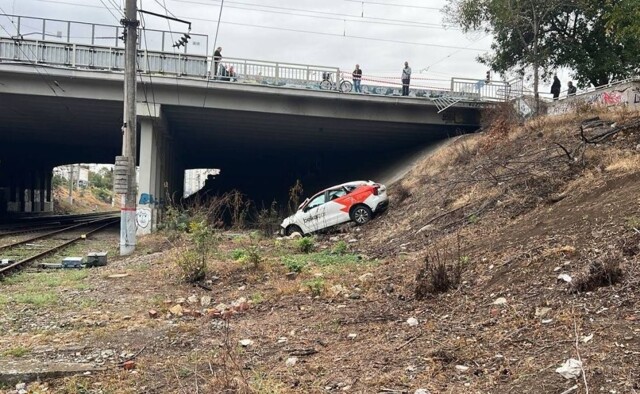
left=451, top=77, right=524, bottom=102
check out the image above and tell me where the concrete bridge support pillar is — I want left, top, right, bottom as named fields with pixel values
left=136, top=103, right=172, bottom=235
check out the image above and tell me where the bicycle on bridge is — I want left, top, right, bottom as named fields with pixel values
left=319, top=72, right=353, bottom=93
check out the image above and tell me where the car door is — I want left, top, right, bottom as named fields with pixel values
left=299, top=192, right=328, bottom=233
left=325, top=187, right=349, bottom=226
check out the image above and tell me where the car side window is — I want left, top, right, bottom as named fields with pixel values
left=306, top=193, right=327, bottom=210
left=328, top=188, right=347, bottom=201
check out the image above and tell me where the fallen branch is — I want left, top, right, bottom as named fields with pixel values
left=574, top=319, right=589, bottom=394
left=117, top=345, right=147, bottom=366
left=396, top=332, right=424, bottom=351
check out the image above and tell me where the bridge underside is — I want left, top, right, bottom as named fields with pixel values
left=0, top=92, right=476, bottom=212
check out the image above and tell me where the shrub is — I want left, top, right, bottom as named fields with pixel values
left=572, top=258, right=623, bottom=293
left=231, top=249, right=247, bottom=261
left=297, top=237, right=315, bottom=254
left=283, top=257, right=307, bottom=273
left=331, top=240, right=348, bottom=255
left=394, top=183, right=411, bottom=204
left=176, top=248, right=206, bottom=283
left=288, top=180, right=304, bottom=215
left=415, top=245, right=465, bottom=299
left=304, top=278, right=325, bottom=296
left=243, top=245, right=262, bottom=269
left=256, top=201, right=281, bottom=237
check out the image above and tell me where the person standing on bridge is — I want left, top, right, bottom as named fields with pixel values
left=213, top=47, right=222, bottom=78
left=401, top=61, right=412, bottom=96
left=352, top=64, right=362, bottom=93
left=551, top=75, right=561, bottom=100
left=567, top=81, right=577, bottom=97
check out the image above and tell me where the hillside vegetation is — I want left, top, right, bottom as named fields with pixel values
left=1, top=107, right=638, bottom=393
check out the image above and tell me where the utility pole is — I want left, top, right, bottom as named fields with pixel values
left=119, top=0, right=139, bottom=255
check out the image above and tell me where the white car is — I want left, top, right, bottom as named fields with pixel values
left=280, top=181, right=388, bottom=236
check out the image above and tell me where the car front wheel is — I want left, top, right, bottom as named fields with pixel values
left=286, top=225, right=303, bottom=236
left=351, top=205, right=372, bottom=225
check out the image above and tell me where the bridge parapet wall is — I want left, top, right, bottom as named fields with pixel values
left=547, top=80, right=640, bottom=116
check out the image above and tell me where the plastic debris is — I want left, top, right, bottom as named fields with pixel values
left=556, top=358, right=583, bottom=379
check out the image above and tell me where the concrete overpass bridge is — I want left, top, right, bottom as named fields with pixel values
left=0, top=14, right=523, bottom=228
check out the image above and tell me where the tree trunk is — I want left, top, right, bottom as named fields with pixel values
left=534, top=65, right=540, bottom=114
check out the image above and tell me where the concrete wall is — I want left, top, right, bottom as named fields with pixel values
left=548, top=81, right=640, bottom=116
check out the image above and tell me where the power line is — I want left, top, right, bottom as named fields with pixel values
left=138, top=12, right=159, bottom=119
left=344, top=0, right=442, bottom=11
left=157, top=0, right=182, bottom=104
left=98, top=0, right=123, bottom=23
left=0, top=8, right=59, bottom=96
left=188, top=17, right=487, bottom=51
left=6, top=0, right=486, bottom=51
left=169, top=0, right=454, bottom=30
left=202, top=0, right=223, bottom=108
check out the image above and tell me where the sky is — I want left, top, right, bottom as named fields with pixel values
left=0, top=0, right=500, bottom=89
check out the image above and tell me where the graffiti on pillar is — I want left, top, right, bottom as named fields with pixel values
left=136, top=207, right=151, bottom=229
left=139, top=193, right=153, bottom=205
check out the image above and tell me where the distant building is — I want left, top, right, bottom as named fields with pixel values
left=184, top=169, right=220, bottom=197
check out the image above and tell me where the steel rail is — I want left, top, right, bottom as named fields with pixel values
left=0, top=219, right=119, bottom=276
left=0, top=216, right=118, bottom=253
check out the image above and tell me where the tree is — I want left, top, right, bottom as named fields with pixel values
left=444, top=0, right=571, bottom=113
left=549, top=0, right=640, bottom=87
left=444, top=0, right=640, bottom=110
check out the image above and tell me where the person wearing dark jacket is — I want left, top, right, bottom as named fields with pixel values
left=551, top=76, right=561, bottom=100
left=401, top=61, right=412, bottom=96
left=213, top=47, right=222, bottom=78
left=352, top=64, right=362, bottom=93
left=567, top=81, right=577, bottom=96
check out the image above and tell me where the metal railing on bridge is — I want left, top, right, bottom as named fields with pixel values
left=0, top=13, right=525, bottom=107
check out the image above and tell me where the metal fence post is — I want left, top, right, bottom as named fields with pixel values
left=275, top=63, right=279, bottom=84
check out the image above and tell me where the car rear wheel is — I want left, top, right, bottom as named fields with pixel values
left=286, top=225, right=303, bottom=236
left=351, top=205, right=372, bottom=225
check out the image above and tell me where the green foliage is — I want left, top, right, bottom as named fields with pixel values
left=331, top=240, right=348, bottom=255
left=303, top=277, right=325, bottom=297
left=444, top=0, right=640, bottom=93
left=282, top=256, right=307, bottom=273
left=175, top=220, right=217, bottom=283
left=176, top=248, right=207, bottom=283
left=281, top=250, right=363, bottom=271
left=2, top=346, right=30, bottom=358
left=231, top=249, right=247, bottom=261
left=51, top=174, right=66, bottom=189
left=297, top=237, right=315, bottom=254
left=625, top=216, right=640, bottom=230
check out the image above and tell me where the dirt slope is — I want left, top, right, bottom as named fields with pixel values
left=1, top=108, right=639, bottom=394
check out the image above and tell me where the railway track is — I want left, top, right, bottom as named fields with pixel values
left=0, top=217, right=119, bottom=276
left=0, top=212, right=118, bottom=236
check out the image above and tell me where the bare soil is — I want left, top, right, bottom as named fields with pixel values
left=1, top=108, right=639, bottom=394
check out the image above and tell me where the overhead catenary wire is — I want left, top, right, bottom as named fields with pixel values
left=10, top=0, right=486, bottom=51
left=343, top=0, right=442, bottom=11
left=138, top=12, right=158, bottom=118
left=98, top=0, right=123, bottom=23
left=201, top=0, right=224, bottom=108
left=0, top=7, right=59, bottom=96
left=168, top=0, right=457, bottom=30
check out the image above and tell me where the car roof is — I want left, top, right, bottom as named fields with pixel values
left=320, top=180, right=370, bottom=193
